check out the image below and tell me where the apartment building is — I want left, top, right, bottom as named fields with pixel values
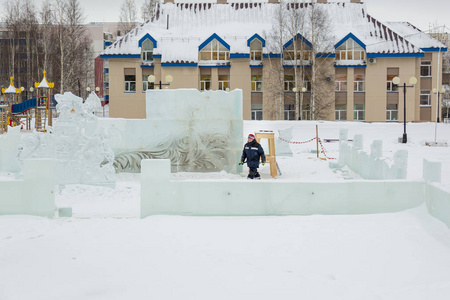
left=100, top=0, right=447, bottom=122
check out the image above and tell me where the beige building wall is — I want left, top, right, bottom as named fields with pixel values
left=429, top=51, right=444, bottom=122
left=160, top=67, right=198, bottom=89
left=106, top=51, right=443, bottom=122
left=109, top=58, right=147, bottom=119
left=365, top=57, right=418, bottom=122
left=231, top=59, right=252, bottom=120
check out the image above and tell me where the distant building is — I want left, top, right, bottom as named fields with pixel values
left=101, top=0, right=447, bottom=122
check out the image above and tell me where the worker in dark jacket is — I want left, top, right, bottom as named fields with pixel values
left=240, top=133, right=266, bottom=179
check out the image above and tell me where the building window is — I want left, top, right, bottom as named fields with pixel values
left=251, top=75, right=262, bottom=91
left=335, top=104, right=347, bottom=120
left=421, top=61, right=431, bottom=77
left=354, top=74, right=365, bottom=92
left=200, top=39, right=229, bottom=61
left=142, top=75, right=154, bottom=91
left=251, top=104, right=263, bottom=120
left=336, top=39, right=365, bottom=60
left=386, top=104, right=398, bottom=121
left=218, top=75, right=230, bottom=90
left=420, top=90, right=431, bottom=106
left=284, top=104, right=295, bottom=120
left=303, top=75, right=311, bottom=91
left=250, top=39, right=263, bottom=61
left=301, top=104, right=311, bottom=120
left=124, top=75, right=136, bottom=92
left=387, top=75, right=398, bottom=92
left=336, top=74, right=347, bottom=91
left=284, top=75, right=295, bottom=91
left=141, top=39, right=153, bottom=61
left=200, top=75, right=211, bottom=90
left=284, top=43, right=312, bottom=61
left=354, top=104, right=365, bottom=120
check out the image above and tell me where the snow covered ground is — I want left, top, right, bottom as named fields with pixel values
left=1, top=120, right=450, bottom=299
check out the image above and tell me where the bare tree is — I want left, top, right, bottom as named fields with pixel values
left=141, top=0, right=157, bottom=22
left=264, top=0, right=289, bottom=120
left=119, top=0, right=138, bottom=34
left=65, top=0, right=93, bottom=95
left=54, top=0, right=68, bottom=93
left=22, top=0, right=38, bottom=94
left=4, top=0, right=22, bottom=83
left=39, top=0, right=54, bottom=73
left=304, top=1, right=335, bottom=120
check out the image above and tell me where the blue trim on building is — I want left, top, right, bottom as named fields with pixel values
left=104, top=68, right=109, bottom=73
left=230, top=53, right=250, bottom=59
left=247, top=34, right=266, bottom=47
left=367, top=53, right=425, bottom=57
left=283, top=33, right=312, bottom=50
left=250, top=65, right=263, bottom=68
left=421, top=47, right=448, bottom=52
left=263, top=53, right=282, bottom=58
left=198, top=33, right=230, bottom=51
left=100, top=54, right=141, bottom=59
left=199, top=65, right=231, bottom=69
left=153, top=54, right=162, bottom=59
left=283, top=65, right=312, bottom=69
left=161, top=63, right=198, bottom=67
left=334, top=65, right=367, bottom=68
left=140, top=65, right=154, bottom=69
left=104, top=41, right=112, bottom=47
left=335, top=33, right=366, bottom=50
left=138, top=33, right=157, bottom=48
left=316, top=53, right=336, bottom=58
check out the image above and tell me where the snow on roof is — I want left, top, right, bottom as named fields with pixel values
left=37, top=77, right=50, bottom=89
left=3, top=84, right=17, bottom=94
left=386, top=22, right=447, bottom=50
left=101, top=1, right=430, bottom=63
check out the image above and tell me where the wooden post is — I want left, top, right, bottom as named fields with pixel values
left=316, top=124, right=319, bottom=158
left=255, top=131, right=278, bottom=178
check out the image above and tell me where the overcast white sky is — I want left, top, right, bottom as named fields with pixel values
left=30, top=0, right=448, bottom=32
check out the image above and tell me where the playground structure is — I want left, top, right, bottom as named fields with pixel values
left=1, top=77, right=22, bottom=134
left=0, top=71, right=55, bottom=134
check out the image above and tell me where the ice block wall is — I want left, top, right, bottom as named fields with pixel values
left=140, top=159, right=425, bottom=218
left=0, top=159, right=56, bottom=217
left=338, top=129, right=407, bottom=180
left=100, top=89, right=243, bottom=174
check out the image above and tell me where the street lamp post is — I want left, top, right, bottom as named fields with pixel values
left=392, top=76, right=417, bottom=144
left=292, top=86, right=307, bottom=120
left=433, top=88, right=446, bottom=123
left=148, top=75, right=173, bottom=89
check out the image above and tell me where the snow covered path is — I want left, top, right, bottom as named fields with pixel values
left=2, top=121, right=450, bottom=299
left=1, top=206, right=450, bottom=300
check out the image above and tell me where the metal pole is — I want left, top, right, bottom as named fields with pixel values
left=316, top=124, right=319, bottom=158
left=437, top=92, right=440, bottom=123
left=403, top=83, right=407, bottom=143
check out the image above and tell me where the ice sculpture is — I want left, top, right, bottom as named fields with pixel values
left=275, top=127, right=294, bottom=157
left=100, top=89, right=243, bottom=174
left=15, top=92, right=115, bottom=187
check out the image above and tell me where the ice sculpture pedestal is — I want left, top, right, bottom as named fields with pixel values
left=0, top=159, right=56, bottom=217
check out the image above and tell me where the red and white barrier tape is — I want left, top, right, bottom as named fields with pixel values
left=317, top=138, right=336, bottom=160
left=278, top=136, right=317, bottom=144
left=278, top=136, right=336, bottom=160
